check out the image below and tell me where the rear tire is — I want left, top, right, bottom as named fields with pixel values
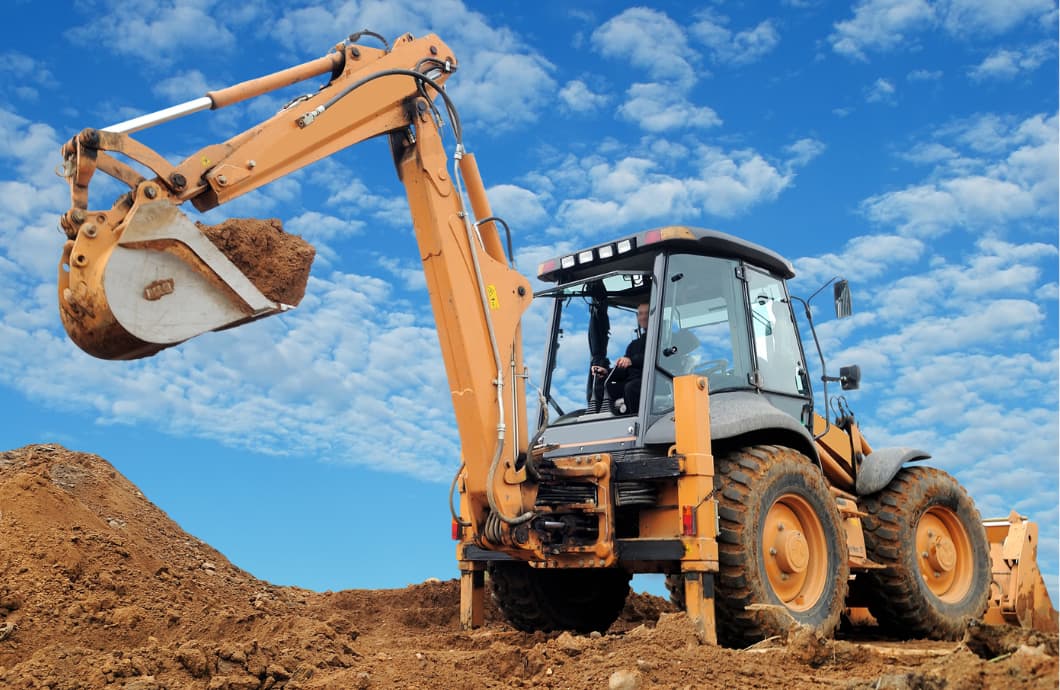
left=860, top=466, right=990, bottom=640
left=488, top=561, right=630, bottom=634
left=668, top=445, right=849, bottom=646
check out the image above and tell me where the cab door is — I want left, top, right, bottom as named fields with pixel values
left=743, top=266, right=811, bottom=421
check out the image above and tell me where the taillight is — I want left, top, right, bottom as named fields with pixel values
left=682, top=505, right=695, bottom=536
left=451, top=519, right=461, bottom=540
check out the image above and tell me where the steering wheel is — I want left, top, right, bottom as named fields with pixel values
left=693, top=359, right=729, bottom=377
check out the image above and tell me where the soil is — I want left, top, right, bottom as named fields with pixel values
left=0, top=444, right=1056, bottom=690
left=197, top=219, right=314, bottom=306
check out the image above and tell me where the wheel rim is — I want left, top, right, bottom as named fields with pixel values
left=916, top=506, right=974, bottom=602
left=763, top=492, right=829, bottom=612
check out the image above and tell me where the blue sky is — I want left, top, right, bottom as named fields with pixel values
left=1, top=0, right=1056, bottom=601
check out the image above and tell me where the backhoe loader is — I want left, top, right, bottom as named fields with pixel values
left=53, top=31, right=1056, bottom=645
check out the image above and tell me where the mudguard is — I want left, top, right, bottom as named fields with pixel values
left=645, top=391, right=818, bottom=462
left=855, top=447, right=930, bottom=495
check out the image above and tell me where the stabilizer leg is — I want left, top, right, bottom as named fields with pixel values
left=683, top=571, right=718, bottom=645
left=459, top=563, right=485, bottom=630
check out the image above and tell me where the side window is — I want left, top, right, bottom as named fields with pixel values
left=746, top=268, right=806, bottom=396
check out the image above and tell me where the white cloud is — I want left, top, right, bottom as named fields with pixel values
left=286, top=210, right=363, bottom=241
left=940, top=0, right=1057, bottom=35
left=378, top=256, right=427, bottom=291
left=269, top=4, right=360, bottom=55
left=690, top=146, right=793, bottom=216
left=838, top=295, right=1043, bottom=364
left=0, top=52, right=53, bottom=100
left=865, top=77, right=897, bottom=103
left=0, top=112, right=68, bottom=273
left=830, top=0, right=936, bottom=60
left=865, top=177, right=1034, bottom=233
left=795, top=233, right=927, bottom=286
left=0, top=110, right=64, bottom=180
left=691, top=13, right=780, bottom=65
left=558, top=79, right=610, bottom=113
left=863, top=112, right=1058, bottom=235
left=549, top=138, right=811, bottom=234
left=591, top=7, right=699, bottom=88
left=907, top=68, right=944, bottom=80
left=486, top=184, right=548, bottom=230
left=832, top=0, right=1056, bottom=60
left=898, top=142, right=960, bottom=165
left=968, top=42, right=1054, bottom=81
left=865, top=237, right=1057, bottom=321
left=1035, top=283, right=1058, bottom=299
left=617, top=83, right=723, bottom=132
left=452, top=51, right=557, bottom=131
left=591, top=9, right=738, bottom=135
left=785, top=138, right=827, bottom=168
left=152, top=70, right=213, bottom=101
left=0, top=52, right=53, bottom=80
left=67, top=0, right=238, bottom=66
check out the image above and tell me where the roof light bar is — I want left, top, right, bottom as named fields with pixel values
left=560, top=255, right=576, bottom=269
left=577, top=250, right=593, bottom=264
left=598, top=244, right=614, bottom=259
left=616, top=239, right=633, bottom=254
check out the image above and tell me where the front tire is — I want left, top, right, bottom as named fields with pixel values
left=669, top=445, right=850, bottom=646
left=860, top=466, right=990, bottom=640
left=488, top=561, right=630, bottom=634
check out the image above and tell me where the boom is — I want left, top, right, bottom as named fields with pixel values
left=56, top=33, right=534, bottom=538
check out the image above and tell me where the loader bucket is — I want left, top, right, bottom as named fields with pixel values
left=59, top=192, right=313, bottom=360
left=982, top=512, right=1059, bottom=632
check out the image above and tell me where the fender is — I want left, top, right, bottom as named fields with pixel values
left=644, top=390, right=819, bottom=464
left=856, top=447, right=930, bottom=495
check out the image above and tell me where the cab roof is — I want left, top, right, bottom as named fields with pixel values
left=536, top=226, right=795, bottom=283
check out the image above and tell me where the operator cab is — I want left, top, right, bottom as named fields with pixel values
left=535, top=226, right=813, bottom=455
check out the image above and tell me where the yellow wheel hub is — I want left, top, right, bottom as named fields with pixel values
left=916, top=506, right=973, bottom=602
left=763, top=493, right=828, bottom=612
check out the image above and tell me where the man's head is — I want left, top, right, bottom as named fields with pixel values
left=636, top=303, right=649, bottom=330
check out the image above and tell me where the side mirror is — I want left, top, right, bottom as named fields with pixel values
left=839, top=364, right=861, bottom=391
left=834, top=279, right=853, bottom=319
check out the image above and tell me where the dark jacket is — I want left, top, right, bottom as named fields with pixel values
left=624, top=331, right=646, bottom=371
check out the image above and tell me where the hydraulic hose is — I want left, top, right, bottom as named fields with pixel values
left=449, top=462, right=470, bottom=527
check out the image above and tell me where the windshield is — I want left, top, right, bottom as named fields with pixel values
left=539, top=271, right=651, bottom=418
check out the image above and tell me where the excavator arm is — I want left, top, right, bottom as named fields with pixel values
left=56, top=32, right=535, bottom=538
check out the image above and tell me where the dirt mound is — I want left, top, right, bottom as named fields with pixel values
left=0, top=444, right=1056, bottom=689
left=197, top=218, right=315, bottom=306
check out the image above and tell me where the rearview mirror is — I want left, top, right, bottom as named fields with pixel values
left=834, top=279, right=853, bottom=319
left=839, top=364, right=861, bottom=391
